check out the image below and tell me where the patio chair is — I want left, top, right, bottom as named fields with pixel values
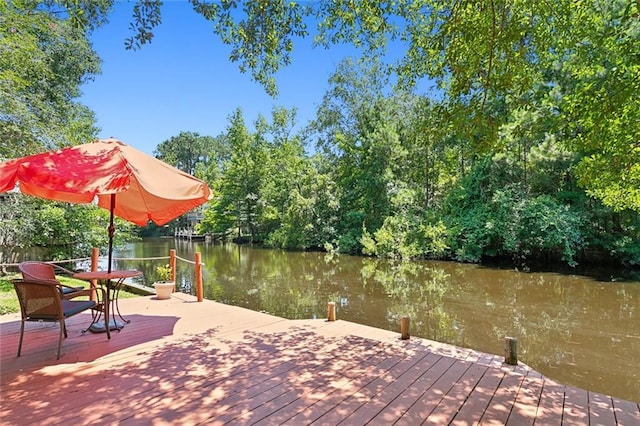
left=12, top=279, right=107, bottom=359
left=18, top=261, right=83, bottom=295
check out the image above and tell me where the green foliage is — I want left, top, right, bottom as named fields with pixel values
left=26, top=199, right=133, bottom=261
left=190, top=0, right=309, bottom=96
left=199, top=109, right=267, bottom=241
left=517, top=195, right=586, bottom=266
left=155, top=264, right=172, bottom=282
left=582, top=207, right=640, bottom=267
left=554, top=1, right=640, bottom=212
left=0, top=194, right=35, bottom=267
left=0, top=2, right=115, bottom=265
left=0, top=194, right=134, bottom=265
left=445, top=164, right=588, bottom=266
left=264, top=171, right=340, bottom=250
left=361, top=188, right=449, bottom=260
left=154, top=131, right=208, bottom=175
left=125, top=0, right=162, bottom=49
left=50, top=0, right=640, bottom=213
left=274, top=154, right=341, bottom=250
left=609, top=236, right=640, bottom=267
left=0, top=277, right=20, bottom=315
left=181, top=49, right=637, bottom=268
left=0, top=2, right=100, bottom=156
left=11, top=1, right=639, bottom=269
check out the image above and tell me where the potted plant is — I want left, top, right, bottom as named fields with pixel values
left=153, top=264, right=174, bottom=300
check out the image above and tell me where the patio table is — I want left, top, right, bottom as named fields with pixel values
left=73, top=270, right=142, bottom=334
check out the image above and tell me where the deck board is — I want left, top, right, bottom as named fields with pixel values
left=333, top=351, right=438, bottom=424
left=563, top=385, right=590, bottom=425
left=612, top=398, right=640, bottom=426
left=394, top=358, right=470, bottom=425
left=422, top=362, right=489, bottom=425
left=506, top=373, right=545, bottom=425
left=479, top=369, right=528, bottom=425
left=533, top=378, right=565, bottom=425
left=450, top=365, right=505, bottom=425
left=306, top=350, right=407, bottom=425
left=1, top=293, right=636, bottom=425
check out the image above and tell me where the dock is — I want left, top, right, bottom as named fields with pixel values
left=174, top=228, right=207, bottom=240
left=1, top=293, right=638, bottom=425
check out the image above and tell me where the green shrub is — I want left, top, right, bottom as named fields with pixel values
left=445, top=183, right=587, bottom=265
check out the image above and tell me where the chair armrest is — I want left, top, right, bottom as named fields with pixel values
left=61, top=289, right=91, bottom=300
left=27, top=277, right=61, bottom=285
left=23, top=276, right=83, bottom=294
left=59, top=283, right=84, bottom=291
left=51, top=263, right=76, bottom=277
left=61, top=287, right=106, bottom=302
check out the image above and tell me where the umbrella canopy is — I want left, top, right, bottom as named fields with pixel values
left=0, top=138, right=212, bottom=271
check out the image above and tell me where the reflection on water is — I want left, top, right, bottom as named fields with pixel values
left=114, top=238, right=640, bottom=403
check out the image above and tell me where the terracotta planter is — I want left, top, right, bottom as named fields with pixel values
left=153, top=281, right=174, bottom=300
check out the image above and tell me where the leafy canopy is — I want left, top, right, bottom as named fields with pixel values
left=84, top=0, right=639, bottom=213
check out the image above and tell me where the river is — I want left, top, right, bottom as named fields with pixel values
left=112, top=237, right=640, bottom=403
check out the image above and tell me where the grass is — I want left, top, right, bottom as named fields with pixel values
left=0, top=275, right=140, bottom=315
left=0, top=277, right=20, bottom=315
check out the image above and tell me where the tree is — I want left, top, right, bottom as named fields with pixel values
left=550, top=1, right=640, bottom=212
left=42, top=1, right=640, bottom=211
left=0, top=193, right=133, bottom=269
left=0, top=2, right=101, bottom=157
left=199, top=106, right=340, bottom=249
left=257, top=107, right=340, bottom=250
left=15, top=1, right=637, bottom=266
left=113, top=1, right=640, bottom=213
left=311, top=58, right=429, bottom=254
left=0, top=194, right=34, bottom=272
left=201, top=109, right=267, bottom=241
left=154, top=131, right=213, bottom=175
left=198, top=133, right=233, bottom=184
left=0, top=2, right=110, bottom=267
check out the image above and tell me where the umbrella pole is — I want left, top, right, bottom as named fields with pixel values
left=107, top=194, right=115, bottom=274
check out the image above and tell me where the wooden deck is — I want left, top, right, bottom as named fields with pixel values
left=1, top=293, right=638, bottom=425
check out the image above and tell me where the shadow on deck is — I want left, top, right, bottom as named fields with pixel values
left=1, top=293, right=638, bottom=425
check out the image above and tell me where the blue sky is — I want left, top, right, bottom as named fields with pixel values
left=79, top=2, right=363, bottom=156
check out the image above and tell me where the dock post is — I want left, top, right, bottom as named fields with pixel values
left=195, top=252, right=203, bottom=302
left=169, top=249, right=176, bottom=292
left=90, top=247, right=99, bottom=301
left=504, top=336, right=518, bottom=365
left=327, top=302, right=336, bottom=321
left=401, top=316, right=410, bottom=340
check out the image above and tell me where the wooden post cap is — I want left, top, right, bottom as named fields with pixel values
left=327, top=302, right=336, bottom=322
left=504, top=336, right=518, bottom=365
left=401, top=316, right=410, bottom=340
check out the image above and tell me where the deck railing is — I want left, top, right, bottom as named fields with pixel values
left=1, top=248, right=205, bottom=302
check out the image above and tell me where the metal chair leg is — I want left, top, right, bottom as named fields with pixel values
left=105, top=298, right=111, bottom=340
left=57, top=319, right=64, bottom=359
left=17, top=320, right=25, bottom=357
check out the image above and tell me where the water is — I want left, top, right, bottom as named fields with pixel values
left=113, top=238, right=640, bottom=403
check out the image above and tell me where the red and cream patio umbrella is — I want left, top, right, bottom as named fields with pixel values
left=0, top=138, right=212, bottom=272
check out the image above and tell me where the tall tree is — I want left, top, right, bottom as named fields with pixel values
left=52, top=1, right=640, bottom=211
left=0, top=2, right=102, bottom=157
left=202, top=109, right=266, bottom=241
left=0, top=2, right=111, bottom=267
left=551, top=1, right=640, bottom=212
left=257, top=107, right=341, bottom=250
left=154, top=131, right=212, bottom=175
left=312, top=58, right=421, bottom=253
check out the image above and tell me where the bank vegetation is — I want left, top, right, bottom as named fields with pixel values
left=1, top=1, right=638, bottom=270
